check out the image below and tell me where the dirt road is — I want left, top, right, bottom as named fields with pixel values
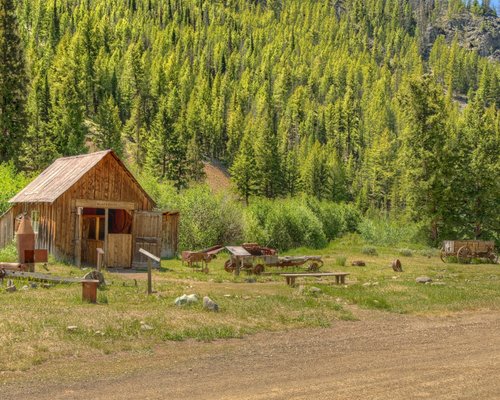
left=4, top=310, right=500, bottom=399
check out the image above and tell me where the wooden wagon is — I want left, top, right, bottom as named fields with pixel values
left=440, top=240, right=498, bottom=264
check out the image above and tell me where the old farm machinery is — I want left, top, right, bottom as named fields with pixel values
left=181, top=245, right=225, bottom=273
left=440, top=240, right=498, bottom=264
left=224, top=243, right=323, bottom=275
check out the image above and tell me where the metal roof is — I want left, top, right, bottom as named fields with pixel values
left=10, top=150, right=154, bottom=205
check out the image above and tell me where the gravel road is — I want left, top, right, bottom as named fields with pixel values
left=4, top=310, right=500, bottom=399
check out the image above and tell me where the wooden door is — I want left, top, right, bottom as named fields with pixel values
left=107, top=234, right=132, bottom=268
left=132, top=211, right=162, bottom=269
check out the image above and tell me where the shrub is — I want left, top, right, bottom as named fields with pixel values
left=398, top=248, right=413, bottom=257
left=358, top=214, right=423, bottom=246
left=335, top=256, right=347, bottom=267
left=362, top=246, right=378, bottom=256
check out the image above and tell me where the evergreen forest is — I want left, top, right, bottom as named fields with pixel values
left=0, top=0, right=499, bottom=248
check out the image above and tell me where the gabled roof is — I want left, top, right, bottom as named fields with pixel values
left=10, top=150, right=154, bottom=206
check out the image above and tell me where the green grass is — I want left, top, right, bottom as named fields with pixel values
left=0, top=239, right=499, bottom=372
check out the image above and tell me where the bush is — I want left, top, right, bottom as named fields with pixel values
left=245, top=198, right=327, bottom=251
left=0, top=163, right=31, bottom=215
left=398, top=248, right=413, bottom=257
left=358, top=214, right=423, bottom=246
left=362, top=246, right=378, bottom=256
left=335, top=256, right=347, bottom=267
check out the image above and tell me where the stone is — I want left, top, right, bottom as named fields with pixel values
left=141, top=323, right=154, bottom=331
left=175, top=294, right=188, bottom=306
left=29, top=282, right=38, bottom=289
left=22, top=285, right=29, bottom=291
left=67, top=326, right=78, bottom=331
left=244, top=278, right=256, bottom=283
left=6, top=285, right=16, bottom=293
left=203, top=296, right=219, bottom=312
left=186, top=294, right=198, bottom=304
left=351, top=260, right=366, bottom=267
left=309, top=286, right=322, bottom=294
left=416, top=276, right=432, bottom=284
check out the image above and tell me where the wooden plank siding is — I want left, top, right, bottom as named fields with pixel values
left=162, top=212, right=179, bottom=258
left=0, top=208, right=15, bottom=249
left=4, top=151, right=178, bottom=268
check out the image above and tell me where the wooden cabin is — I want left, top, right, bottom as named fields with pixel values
left=0, top=150, right=179, bottom=268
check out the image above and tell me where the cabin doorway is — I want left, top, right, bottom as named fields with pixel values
left=79, top=207, right=133, bottom=268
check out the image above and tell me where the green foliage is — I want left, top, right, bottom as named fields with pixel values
left=0, top=0, right=28, bottom=165
left=335, top=256, right=347, bottom=267
left=358, top=214, right=424, bottom=247
left=361, top=246, right=379, bottom=256
left=0, top=163, right=30, bottom=214
left=398, top=248, right=413, bottom=257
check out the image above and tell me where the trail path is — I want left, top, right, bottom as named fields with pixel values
left=3, top=310, right=499, bottom=399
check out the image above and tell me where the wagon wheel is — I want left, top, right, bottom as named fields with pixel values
left=252, top=264, right=265, bottom=275
left=457, top=246, right=471, bottom=264
left=488, top=251, right=498, bottom=264
left=224, top=260, right=235, bottom=273
left=440, top=248, right=448, bottom=263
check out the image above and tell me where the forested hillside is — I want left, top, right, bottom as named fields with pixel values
left=0, top=0, right=499, bottom=244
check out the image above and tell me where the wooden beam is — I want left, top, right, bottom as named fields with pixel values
left=104, top=208, right=109, bottom=267
left=75, top=199, right=136, bottom=211
left=76, top=207, right=83, bottom=268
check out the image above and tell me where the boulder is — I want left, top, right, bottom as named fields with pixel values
left=203, top=296, right=219, bottom=312
left=186, top=294, right=198, bottom=304
left=174, top=294, right=188, bottom=306
left=351, top=260, right=366, bottom=267
left=5, top=285, right=16, bottom=293
left=416, top=276, right=432, bottom=284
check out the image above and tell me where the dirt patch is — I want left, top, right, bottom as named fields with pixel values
left=3, top=309, right=499, bottom=399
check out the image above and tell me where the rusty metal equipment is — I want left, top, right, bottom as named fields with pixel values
left=181, top=245, right=225, bottom=273
left=16, top=215, right=35, bottom=272
left=440, top=240, right=498, bottom=264
left=224, top=244, right=323, bottom=275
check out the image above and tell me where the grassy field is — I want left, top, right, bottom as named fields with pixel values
left=1, top=237, right=499, bottom=373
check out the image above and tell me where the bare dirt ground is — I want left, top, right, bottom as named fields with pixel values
left=3, top=309, right=499, bottom=400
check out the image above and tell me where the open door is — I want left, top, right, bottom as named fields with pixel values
left=132, top=211, right=162, bottom=269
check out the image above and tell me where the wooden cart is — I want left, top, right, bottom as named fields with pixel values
left=440, top=240, right=498, bottom=264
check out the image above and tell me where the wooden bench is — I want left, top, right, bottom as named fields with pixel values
left=281, top=272, right=350, bottom=286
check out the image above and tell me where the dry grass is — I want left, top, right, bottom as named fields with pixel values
left=1, top=241, right=499, bottom=373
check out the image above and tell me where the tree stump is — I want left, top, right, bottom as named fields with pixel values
left=392, top=259, right=402, bottom=272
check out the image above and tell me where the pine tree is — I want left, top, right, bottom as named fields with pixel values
left=230, top=131, right=257, bottom=205
left=94, top=96, right=123, bottom=156
left=0, top=0, right=28, bottom=165
left=397, top=75, right=451, bottom=243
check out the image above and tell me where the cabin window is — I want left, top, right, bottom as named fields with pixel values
left=31, top=210, right=40, bottom=233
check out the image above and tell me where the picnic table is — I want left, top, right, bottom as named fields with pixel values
left=281, top=272, right=350, bottom=286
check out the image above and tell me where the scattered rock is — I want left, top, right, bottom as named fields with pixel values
left=140, top=323, right=154, bottom=331
left=175, top=294, right=188, bottom=306
left=351, top=260, right=366, bottom=267
left=309, top=286, right=322, bottom=295
left=223, top=294, right=231, bottom=298
left=5, top=285, right=16, bottom=293
left=203, top=296, right=219, bottom=312
left=67, top=325, right=78, bottom=331
left=22, top=285, right=30, bottom=291
left=416, top=276, right=432, bottom=284
left=392, top=259, right=403, bottom=272
left=244, top=278, right=256, bottom=283
left=94, top=330, right=104, bottom=336
left=186, top=294, right=198, bottom=304
left=29, top=282, right=38, bottom=289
